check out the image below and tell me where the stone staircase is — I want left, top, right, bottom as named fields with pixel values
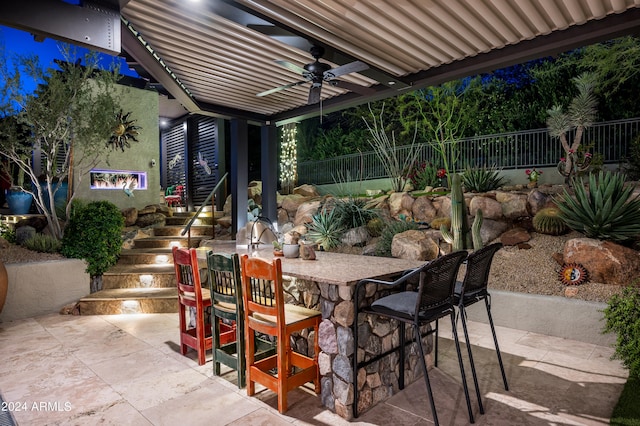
left=78, top=210, right=219, bottom=315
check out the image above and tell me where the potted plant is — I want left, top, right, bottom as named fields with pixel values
left=525, top=168, right=542, bottom=188
left=282, top=231, right=301, bottom=258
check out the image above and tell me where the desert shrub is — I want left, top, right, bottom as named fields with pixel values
left=61, top=200, right=124, bottom=277
left=603, top=284, right=640, bottom=379
left=461, top=165, right=506, bottom=192
left=366, top=217, right=385, bottom=237
left=623, top=135, right=640, bottom=180
left=407, top=161, right=440, bottom=190
left=23, top=234, right=62, bottom=253
left=306, top=208, right=344, bottom=251
left=333, top=197, right=378, bottom=230
left=375, top=220, right=419, bottom=257
left=0, top=222, right=16, bottom=244
left=556, top=171, right=640, bottom=242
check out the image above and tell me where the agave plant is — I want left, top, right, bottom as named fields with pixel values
left=556, top=171, right=640, bottom=242
left=461, top=164, right=506, bottom=192
left=306, top=208, right=345, bottom=250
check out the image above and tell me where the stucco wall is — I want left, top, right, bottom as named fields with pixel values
left=72, top=84, right=161, bottom=210
left=0, top=260, right=89, bottom=322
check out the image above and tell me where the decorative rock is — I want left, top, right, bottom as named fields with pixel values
left=294, top=200, right=320, bottom=226
left=318, top=319, right=338, bottom=354
left=527, top=190, right=555, bottom=216
left=121, top=207, right=138, bottom=226
left=293, top=184, right=319, bottom=197
left=216, top=216, right=232, bottom=228
left=337, top=326, right=354, bottom=356
left=16, top=226, right=36, bottom=245
left=332, top=375, right=354, bottom=405
left=391, top=230, right=439, bottom=261
left=138, top=205, right=156, bottom=215
left=564, top=287, right=580, bottom=297
left=564, top=238, right=640, bottom=285
left=333, top=355, right=353, bottom=383
left=318, top=352, right=332, bottom=375
left=388, top=192, right=414, bottom=220
left=342, top=226, right=370, bottom=246
left=500, top=193, right=529, bottom=219
left=480, top=219, right=509, bottom=244
left=16, top=216, right=48, bottom=233
left=321, top=376, right=335, bottom=411
left=411, top=195, right=438, bottom=223
left=500, top=227, right=531, bottom=246
left=135, top=212, right=166, bottom=228
left=281, top=194, right=306, bottom=217
left=276, top=208, right=289, bottom=228
left=469, top=196, right=503, bottom=220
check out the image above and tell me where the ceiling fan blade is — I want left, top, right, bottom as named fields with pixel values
left=332, top=80, right=376, bottom=96
left=274, top=60, right=307, bottom=75
left=257, top=80, right=307, bottom=97
left=308, top=86, right=321, bottom=104
left=325, top=60, right=368, bottom=79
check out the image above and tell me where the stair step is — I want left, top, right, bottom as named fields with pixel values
left=118, top=248, right=174, bottom=265
left=102, top=263, right=177, bottom=289
left=153, top=225, right=213, bottom=237
left=78, top=288, right=177, bottom=315
left=133, top=236, right=206, bottom=249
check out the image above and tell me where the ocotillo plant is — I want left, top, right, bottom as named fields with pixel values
left=440, top=173, right=483, bottom=251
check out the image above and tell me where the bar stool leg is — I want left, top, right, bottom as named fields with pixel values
left=414, top=323, right=439, bottom=426
left=485, top=297, right=509, bottom=391
left=460, top=306, right=485, bottom=414
left=451, top=313, right=475, bottom=424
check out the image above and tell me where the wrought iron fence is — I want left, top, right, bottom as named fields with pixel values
left=297, top=117, right=640, bottom=185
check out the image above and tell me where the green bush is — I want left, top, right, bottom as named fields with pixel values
left=0, top=222, right=16, bottom=244
left=603, top=284, right=640, bottom=379
left=461, top=165, right=506, bottom=192
left=375, top=220, right=419, bottom=257
left=61, top=200, right=124, bottom=276
left=23, top=234, right=62, bottom=253
left=623, top=135, right=640, bottom=181
left=333, top=197, right=379, bottom=230
left=306, top=208, right=344, bottom=250
left=556, top=171, right=640, bottom=242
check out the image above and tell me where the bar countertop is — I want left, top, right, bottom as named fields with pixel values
left=197, top=241, right=424, bottom=286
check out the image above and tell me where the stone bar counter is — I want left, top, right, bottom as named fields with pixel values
left=197, top=241, right=424, bottom=419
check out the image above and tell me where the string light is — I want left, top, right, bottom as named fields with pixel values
left=279, top=123, right=298, bottom=194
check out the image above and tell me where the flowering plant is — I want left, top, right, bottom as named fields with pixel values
left=436, top=168, right=447, bottom=179
left=526, top=168, right=542, bottom=182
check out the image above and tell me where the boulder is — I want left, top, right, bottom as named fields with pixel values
left=563, top=238, right=640, bottom=285
left=121, top=207, right=138, bottom=227
left=154, top=204, right=173, bottom=217
left=135, top=212, right=166, bottom=228
left=388, top=192, right=414, bottom=220
left=138, top=205, right=156, bottom=215
left=480, top=219, right=509, bottom=245
left=293, top=184, right=319, bottom=197
left=500, top=193, right=529, bottom=219
left=411, top=195, right=438, bottom=223
left=277, top=208, right=289, bottom=228
left=527, top=190, right=556, bottom=216
left=469, top=196, right=502, bottom=220
left=281, top=194, right=307, bottom=217
left=216, top=216, right=232, bottom=228
left=391, top=230, right=439, bottom=261
left=342, top=226, right=370, bottom=247
left=294, top=200, right=321, bottom=226
left=16, top=216, right=48, bottom=233
left=500, top=227, right=531, bottom=246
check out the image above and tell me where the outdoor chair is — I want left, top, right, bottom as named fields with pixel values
left=353, top=250, right=480, bottom=425
left=206, top=251, right=275, bottom=388
left=172, top=246, right=212, bottom=365
left=454, top=242, right=509, bottom=391
left=239, top=254, right=321, bottom=413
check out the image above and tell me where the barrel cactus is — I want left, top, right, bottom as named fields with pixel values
left=533, top=207, right=567, bottom=236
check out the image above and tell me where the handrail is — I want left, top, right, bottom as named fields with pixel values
left=181, top=172, right=228, bottom=239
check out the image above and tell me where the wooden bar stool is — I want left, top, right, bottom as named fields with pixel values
left=172, top=246, right=212, bottom=365
left=206, top=251, right=275, bottom=388
left=240, top=254, right=321, bottom=413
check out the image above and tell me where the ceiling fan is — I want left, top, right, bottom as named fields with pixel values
left=257, top=45, right=374, bottom=104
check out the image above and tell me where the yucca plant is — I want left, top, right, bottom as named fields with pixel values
left=306, top=208, right=345, bottom=251
left=461, top=165, right=506, bottom=192
left=332, top=197, right=379, bottom=230
left=556, top=171, right=640, bottom=242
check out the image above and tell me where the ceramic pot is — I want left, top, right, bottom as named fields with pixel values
left=0, top=259, right=7, bottom=315
left=527, top=181, right=538, bottom=189
left=282, top=243, right=300, bottom=259
left=6, top=190, right=33, bottom=215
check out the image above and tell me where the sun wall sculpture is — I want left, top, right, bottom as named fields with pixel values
left=108, top=110, right=141, bottom=151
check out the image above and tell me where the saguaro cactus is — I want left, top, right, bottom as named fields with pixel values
left=440, top=173, right=483, bottom=251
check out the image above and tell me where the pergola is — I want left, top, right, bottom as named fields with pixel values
left=2, top=0, right=640, bottom=233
